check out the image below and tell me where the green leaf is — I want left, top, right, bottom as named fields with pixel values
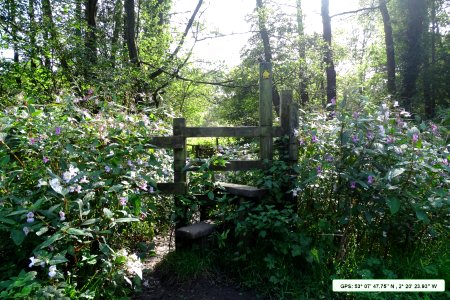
left=0, top=217, right=16, bottom=225
left=81, top=218, right=98, bottom=226
left=67, top=228, right=92, bottom=237
left=415, top=210, right=429, bottom=223
left=37, top=233, right=62, bottom=250
left=114, top=217, right=139, bottom=223
left=103, top=208, right=114, bottom=218
left=11, top=229, right=25, bottom=245
left=207, top=191, right=214, bottom=200
left=0, top=155, right=10, bottom=166
left=49, top=254, right=68, bottom=265
left=386, top=198, right=401, bottom=215
left=35, top=226, right=49, bottom=236
left=259, top=230, right=267, bottom=238
left=387, top=168, right=405, bottom=182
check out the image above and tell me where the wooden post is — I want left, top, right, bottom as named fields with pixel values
left=259, top=62, right=273, bottom=161
left=288, top=102, right=299, bottom=163
left=173, top=118, right=186, bottom=183
left=173, top=118, right=187, bottom=229
left=280, top=90, right=293, bottom=135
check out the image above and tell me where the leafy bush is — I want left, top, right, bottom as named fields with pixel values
left=0, top=93, right=174, bottom=298
left=213, top=96, right=449, bottom=298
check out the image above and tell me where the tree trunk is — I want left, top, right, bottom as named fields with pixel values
left=27, top=0, right=37, bottom=71
left=125, top=0, right=139, bottom=65
left=321, top=0, right=336, bottom=104
left=85, top=0, right=98, bottom=68
left=111, top=0, right=123, bottom=68
left=424, top=0, right=436, bottom=118
left=296, top=0, right=309, bottom=105
left=256, top=0, right=280, bottom=116
left=8, top=0, right=21, bottom=86
left=399, top=0, right=426, bottom=112
left=379, top=0, right=396, bottom=96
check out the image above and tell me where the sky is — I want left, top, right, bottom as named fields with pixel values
left=172, top=0, right=360, bottom=67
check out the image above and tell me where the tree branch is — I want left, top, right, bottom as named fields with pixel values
left=331, top=6, right=380, bottom=18
left=148, top=0, right=204, bottom=80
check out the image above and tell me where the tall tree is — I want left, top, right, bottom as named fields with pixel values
left=85, top=0, right=98, bottom=68
left=256, top=0, right=280, bottom=115
left=398, top=0, right=427, bottom=111
left=111, top=0, right=123, bottom=68
left=296, top=0, right=309, bottom=105
left=379, top=0, right=396, bottom=96
left=124, top=0, right=139, bottom=64
left=321, top=0, right=336, bottom=104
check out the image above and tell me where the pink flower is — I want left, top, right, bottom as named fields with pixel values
left=316, top=166, right=322, bottom=175
left=59, top=211, right=66, bottom=221
left=368, top=175, right=374, bottom=185
left=352, top=135, right=359, bottom=143
left=29, top=138, right=36, bottom=145
left=43, top=157, right=49, bottom=163
left=352, top=112, right=359, bottom=119
left=431, top=123, right=438, bottom=135
left=386, top=136, right=394, bottom=144
left=105, top=165, right=111, bottom=173
left=412, top=133, right=419, bottom=143
left=350, top=181, right=356, bottom=189
left=330, top=97, right=336, bottom=105
left=26, top=212, right=35, bottom=223
left=311, top=135, right=319, bottom=143
left=120, top=197, right=128, bottom=206
left=55, top=127, right=61, bottom=135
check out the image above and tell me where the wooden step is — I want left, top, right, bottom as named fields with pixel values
left=175, top=221, right=216, bottom=240
left=217, top=182, right=268, bottom=199
left=175, top=221, right=216, bottom=250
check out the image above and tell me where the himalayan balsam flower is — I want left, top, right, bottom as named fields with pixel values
left=105, top=165, right=111, bottom=173
left=443, top=158, right=448, bottom=166
left=368, top=175, right=374, bottom=185
left=350, top=181, right=356, bottom=189
left=55, top=127, right=61, bottom=135
left=352, top=112, right=360, bottom=119
left=431, top=123, right=438, bottom=135
left=23, top=227, right=30, bottom=236
left=412, top=133, right=419, bottom=143
left=325, top=154, right=333, bottom=162
left=293, top=129, right=299, bottom=137
left=29, top=257, right=36, bottom=268
left=43, top=156, right=49, bottom=163
left=366, top=132, right=374, bottom=140
left=330, top=97, right=336, bottom=105
left=59, top=211, right=66, bottom=221
left=386, top=136, right=394, bottom=144
left=79, top=176, right=89, bottom=183
left=26, top=212, right=35, bottom=223
left=393, top=101, right=399, bottom=107
left=149, top=186, right=155, bottom=194
left=311, top=135, right=319, bottom=143
left=352, top=135, right=359, bottom=143
left=29, top=137, right=36, bottom=145
left=298, top=138, right=305, bottom=146
left=48, top=265, right=57, bottom=278
left=120, top=197, right=128, bottom=206
left=316, top=166, right=322, bottom=175
left=138, top=181, right=148, bottom=191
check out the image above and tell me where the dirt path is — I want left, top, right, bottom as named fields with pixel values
left=133, top=233, right=265, bottom=300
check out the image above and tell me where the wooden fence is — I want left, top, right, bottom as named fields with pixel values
left=148, top=62, right=299, bottom=195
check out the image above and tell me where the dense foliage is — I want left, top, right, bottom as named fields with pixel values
left=0, top=94, right=175, bottom=298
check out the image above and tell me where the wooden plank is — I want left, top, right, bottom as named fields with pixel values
left=183, top=126, right=283, bottom=137
left=259, top=62, right=273, bottom=160
left=157, top=182, right=187, bottom=194
left=175, top=222, right=216, bottom=240
left=217, top=182, right=268, bottom=198
left=148, top=136, right=185, bottom=149
left=280, top=90, right=293, bottom=135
